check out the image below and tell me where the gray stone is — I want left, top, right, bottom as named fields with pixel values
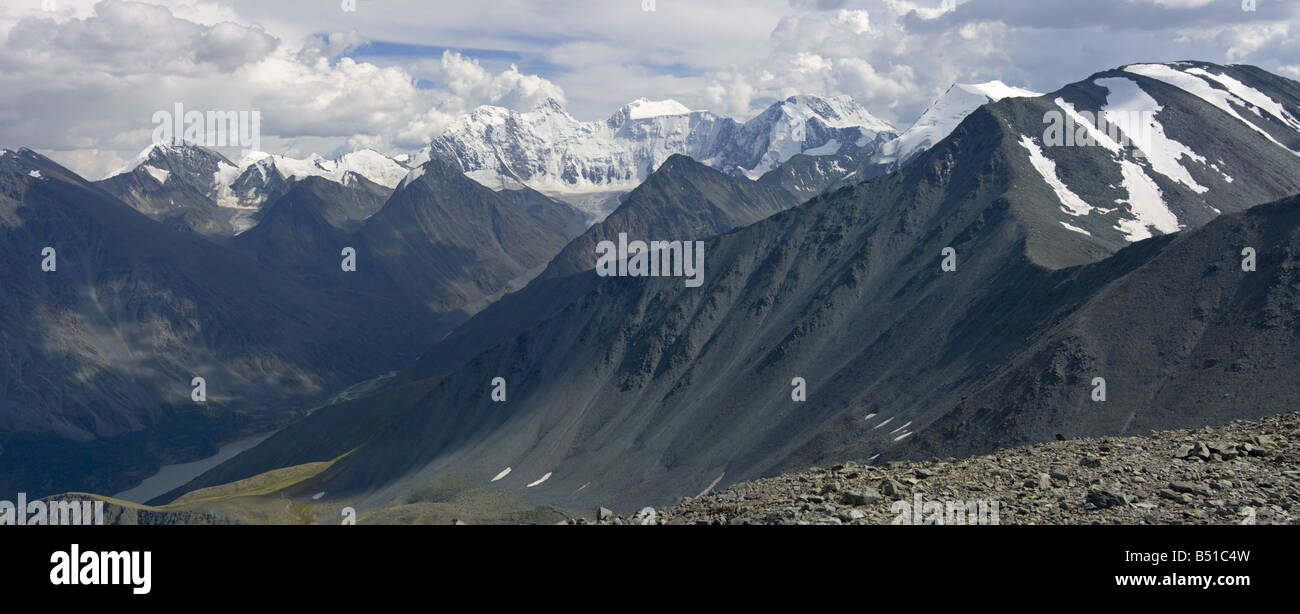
left=1169, top=481, right=1210, bottom=496
left=1158, top=489, right=1190, bottom=505
left=1086, top=490, right=1128, bottom=509
left=841, top=487, right=884, bottom=506
left=880, top=478, right=908, bottom=500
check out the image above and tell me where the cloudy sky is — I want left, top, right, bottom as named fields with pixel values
left=1, top=0, right=1296, bottom=178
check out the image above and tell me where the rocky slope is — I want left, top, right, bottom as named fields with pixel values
left=97, top=144, right=252, bottom=236
left=349, top=158, right=584, bottom=316
left=646, top=411, right=1299, bottom=525
left=535, top=154, right=799, bottom=280
left=90, top=409, right=1298, bottom=525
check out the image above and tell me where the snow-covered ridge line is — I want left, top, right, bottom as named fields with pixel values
left=112, top=143, right=410, bottom=188
left=108, top=143, right=412, bottom=215
left=1124, top=63, right=1300, bottom=157
left=249, top=149, right=410, bottom=189
left=1012, top=62, right=1299, bottom=248
left=875, top=81, right=1042, bottom=165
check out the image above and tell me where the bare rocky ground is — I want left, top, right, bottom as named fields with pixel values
left=587, top=412, right=1300, bottom=526
left=52, top=412, right=1299, bottom=526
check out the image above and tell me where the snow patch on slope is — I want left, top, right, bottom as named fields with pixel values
left=399, top=165, right=425, bottom=189
left=1184, top=68, right=1300, bottom=133
left=1060, top=221, right=1091, bottom=236
left=1094, top=77, right=1210, bottom=193
left=1114, top=158, right=1181, bottom=241
left=1017, top=135, right=1095, bottom=216
left=109, top=143, right=168, bottom=178
left=143, top=165, right=169, bottom=185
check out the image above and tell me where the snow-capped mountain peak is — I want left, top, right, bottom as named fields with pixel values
left=620, top=98, right=693, bottom=121
left=952, top=81, right=1041, bottom=102
left=875, top=80, right=1042, bottom=164
left=776, top=94, right=896, bottom=133
left=107, top=141, right=231, bottom=180
left=533, top=97, right=569, bottom=115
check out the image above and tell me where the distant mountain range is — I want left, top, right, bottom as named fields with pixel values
left=423, top=87, right=1041, bottom=217
left=96, top=84, right=1033, bottom=231
left=425, top=95, right=893, bottom=206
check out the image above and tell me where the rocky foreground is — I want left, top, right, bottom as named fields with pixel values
left=590, top=412, right=1300, bottom=525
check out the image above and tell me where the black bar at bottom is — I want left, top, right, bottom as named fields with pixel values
left=1, top=525, right=1289, bottom=603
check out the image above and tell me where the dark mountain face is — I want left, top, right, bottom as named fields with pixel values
left=756, top=151, right=893, bottom=201
left=495, top=186, right=590, bottom=239
left=881, top=194, right=1300, bottom=465
left=390, top=154, right=798, bottom=388
left=348, top=158, right=583, bottom=317
left=96, top=144, right=250, bottom=237
left=230, top=176, right=390, bottom=284
left=0, top=149, right=457, bottom=497
left=538, top=154, right=800, bottom=281
left=173, top=62, right=1300, bottom=515
left=252, top=173, right=391, bottom=231
left=232, top=158, right=582, bottom=324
